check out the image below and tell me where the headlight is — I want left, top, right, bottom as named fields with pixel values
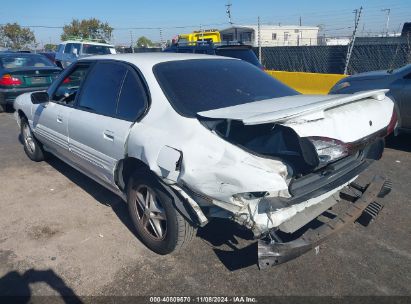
left=332, top=81, right=350, bottom=92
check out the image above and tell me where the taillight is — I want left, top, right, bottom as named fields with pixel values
left=308, top=136, right=350, bottom=165
left=386, top=109, right=398, bottom=136
left=63, top=77, right=70, bottom=84
left=0, top=74, right=22, bottom=86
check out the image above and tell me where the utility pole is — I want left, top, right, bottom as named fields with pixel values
left=200, top=24, right=204, bottom=41
left=382, top=8, right=391, bottom=36
left=344, top=6, right=362, bottom=75
left=299, top=16, right=302, bottom=26
left=226, top=1, right=233, bottom=25
left=130, top=31, right=134, bottom=53
left=159, top=28, right=164, bottom=49
left=258, top=16, right=262, bottom=63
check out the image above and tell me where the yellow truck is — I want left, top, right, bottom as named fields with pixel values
left=177, top=30, right=221, bottom=44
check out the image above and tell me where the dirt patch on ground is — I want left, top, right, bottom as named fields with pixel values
left=27, top=225, right=61, bottom=240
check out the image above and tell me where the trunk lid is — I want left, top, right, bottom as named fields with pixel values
left=2, top=67, right=61, bottom=88
left=197, top=89, right=394, bottom=143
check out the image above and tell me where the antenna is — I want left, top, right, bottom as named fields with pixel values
left=226, top=1, right=233, bottom=25
left=381, top=8, right=391, bottom=36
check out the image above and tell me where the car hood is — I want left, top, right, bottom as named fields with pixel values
left=197, top=89, right=389, bottom=125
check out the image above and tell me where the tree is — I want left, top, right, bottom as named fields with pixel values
left=136, top=36, right=154, bottom=48
left=0, top=23, right=35, bottom=49
left=44, top=44, right=57, bottom=51
left=61, top=18, right=113, bottom=42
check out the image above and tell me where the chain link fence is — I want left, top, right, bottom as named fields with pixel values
left=256, top=36, right=411, bottom=74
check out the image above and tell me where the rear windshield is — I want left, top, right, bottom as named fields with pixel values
left=215, top=48, right=262, bottom=67
left=82, top=44, right=113, bottom=55
left=153, top=59, right=298, bottom=117
left=0, top=54, right=54, bottom=69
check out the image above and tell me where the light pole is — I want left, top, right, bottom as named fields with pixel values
left=382, top=8, right=391, bottom=36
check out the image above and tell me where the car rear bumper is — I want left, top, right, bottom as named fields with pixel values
left=258, top=175, right=392, bottom=269
left=0, top=87, right=48, bottom=105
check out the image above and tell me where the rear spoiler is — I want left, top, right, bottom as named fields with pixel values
left=242, top=89, right=389, bottom=125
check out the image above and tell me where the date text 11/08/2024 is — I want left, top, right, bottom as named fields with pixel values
left=149, top=297, right=258, bottom=303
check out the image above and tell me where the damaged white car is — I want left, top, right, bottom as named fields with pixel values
left=14, top=53, right=395, bottom=268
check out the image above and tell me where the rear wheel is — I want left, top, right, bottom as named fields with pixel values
left=127, top=171, right=196, bottom=254
left=21, top=118, right=45, bottom=162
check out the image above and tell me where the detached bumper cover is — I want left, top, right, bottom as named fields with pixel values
left=258, top=175, right=391, bottom=269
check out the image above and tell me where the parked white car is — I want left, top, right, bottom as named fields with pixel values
left=13, top=53, right=395, bottom=268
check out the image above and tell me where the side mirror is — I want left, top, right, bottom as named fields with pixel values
left=31, top=91, right=50, bottom=104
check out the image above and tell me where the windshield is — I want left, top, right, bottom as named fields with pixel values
left=215, top=48, right=262, bottom=67
left=153, top=59, right=298, bottom=117
left=82, top=44, right=113, bottom=55
left=0, top=54, right=54, bottom=69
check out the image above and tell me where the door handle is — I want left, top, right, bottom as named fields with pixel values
left=103, top=130, right=115, bottom=142
left=57, top=115, right=63, bottom=123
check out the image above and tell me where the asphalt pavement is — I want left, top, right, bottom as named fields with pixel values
left=0, top=112, right=410, bottom=298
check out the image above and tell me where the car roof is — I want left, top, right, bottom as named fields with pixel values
left=60, top=40, right=114, bottom=47
left=80, top=52, right=233, bottom=66
left=0, top=52, right=46, bottom=58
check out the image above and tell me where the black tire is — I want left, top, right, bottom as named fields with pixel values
left=21, top=118, right=45, bottom=162
left=0, top=93, right=5, bottom=113
left=127, top=171, right=196, bottom=255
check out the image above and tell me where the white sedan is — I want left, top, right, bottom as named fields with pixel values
left=13, top=53, right=395, bottom=268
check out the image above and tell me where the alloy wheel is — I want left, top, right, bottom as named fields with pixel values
left=23, top=123, right=36, bottom=154
left=134, top=185, right=167, bottom=240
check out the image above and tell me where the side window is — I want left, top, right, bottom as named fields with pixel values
left=57, top=44, right=64, bottom=53
left=77, top=62, right=127, bottom=117
left=64, top=43, right=81, bottom=55
left=71, top=43, right=81, bottom=55
left=116, top=70, right=148, bottom=121
left=51, top=64, right=90, bottom=105
left=64, top=43, right=72, bottom=54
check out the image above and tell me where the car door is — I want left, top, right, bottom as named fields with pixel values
left=32, top=63, right=91, bottom=160
left=68, top=61, right=149, bottom=186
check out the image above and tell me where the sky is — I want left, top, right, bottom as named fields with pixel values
left=1, top=0, right=410, bottom=47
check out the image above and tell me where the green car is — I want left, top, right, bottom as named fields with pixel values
left=0, top=52, right=61, bottom=112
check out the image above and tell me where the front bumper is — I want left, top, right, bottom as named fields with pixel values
left=258, top=175, right=391, bottom=269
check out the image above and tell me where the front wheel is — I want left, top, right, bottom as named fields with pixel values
left=127, top=171, right=196, bottom=254
left=21, top=119, right=45, bottom=162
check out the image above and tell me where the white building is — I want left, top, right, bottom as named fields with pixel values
left=324, top=37, right=351, bottom=46
left=220, top=25, right=319, bottom=47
